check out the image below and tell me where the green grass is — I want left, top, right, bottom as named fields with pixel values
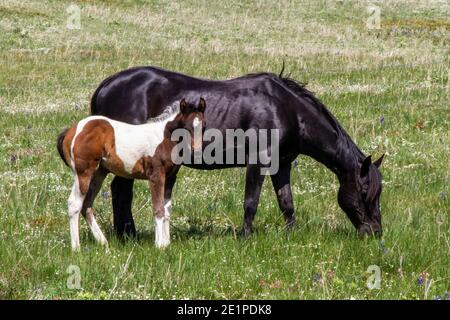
left=0, top=0, right=449, bottom=299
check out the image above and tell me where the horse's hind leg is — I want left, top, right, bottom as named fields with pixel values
left=270, top=163, right=296, bottom=230
left=68, top=179, right=86, bottom=251
left=243, top=164, right=265, bottom=237
left=81, top=168, right=108, bottom=246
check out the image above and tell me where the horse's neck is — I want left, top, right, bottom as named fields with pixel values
left=334, top=133, right=365, bottom=181
left=306, top=126, right=365, bottom=181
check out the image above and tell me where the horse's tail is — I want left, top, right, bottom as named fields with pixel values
left=57, top=128, right=70, bottom=167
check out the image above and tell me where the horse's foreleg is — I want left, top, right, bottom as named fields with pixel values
left=163, top=166, right=179, bottom=243
left=111, top=176, right=136, bottom=238
left=81, top=168, right=108, bottom=246
left=149, top=170, right=169, bottom=248
left=243, top=165, right=265, bottom=237
left=270, top=163, right=296, bottom=230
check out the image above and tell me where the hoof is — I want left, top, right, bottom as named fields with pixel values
left=240, top=227, right=253, bottom=238
left=285, top=218, right=297, bottom=231
left=155, top=240, right=170, bottom=249
left=101, top=241, right=110, bottom=253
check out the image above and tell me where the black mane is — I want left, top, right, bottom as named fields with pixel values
left=278, top=74, right=366, bottom=162
left=278, top=75, right=341, bottom=133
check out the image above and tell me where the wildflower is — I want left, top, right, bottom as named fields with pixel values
left=293, top=159, right=299, bottom=167
left=417, top=272, right=429, bottom=286
left=10, top=154, right=17, bottom=165
left=102, top=191, right=109, bottom=200
left=439, top=191, right=446, bottom=200
left=379, top=115, right=385, bottom=125
left=312, top=273, right=323, bottom=286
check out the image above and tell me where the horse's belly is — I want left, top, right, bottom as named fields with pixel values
left=112, top=124, right=162, bottom=172
left=101, top=157, right=148, bottom=180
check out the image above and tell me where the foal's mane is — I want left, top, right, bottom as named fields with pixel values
left=146, top=102, right=180, bottom=123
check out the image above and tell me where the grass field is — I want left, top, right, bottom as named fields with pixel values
left=0, top=0, right=449, bottom=299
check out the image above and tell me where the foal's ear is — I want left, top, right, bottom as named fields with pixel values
left=180, top=98, right=188, bottom=114
left=360, top=155, right=372, bottom=177
left=373, top=154, right=385, bottom=168
left=198, top=97, right=206, bottom=113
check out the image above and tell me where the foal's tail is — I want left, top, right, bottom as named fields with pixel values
left=57, top=128, right=70, bottom=167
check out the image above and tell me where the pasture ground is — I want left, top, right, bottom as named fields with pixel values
left=0, top=0, right=449, bottom=299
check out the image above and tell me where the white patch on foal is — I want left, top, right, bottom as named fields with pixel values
left=85, top=208, right=108, bottom=245
left=192, top=116, right=201, bottom=129
left=155, top=199, right=171, bottom=248
left=155, top=216, right=170, bottom=248
left=68, top=180, right=83, bottom=251
left=112, top=119, right=171, bottom=174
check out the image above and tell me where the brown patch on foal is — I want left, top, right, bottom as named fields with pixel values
left=65, top=119, right=128, bottom=194
left=130, top=157, right=150, bottom=179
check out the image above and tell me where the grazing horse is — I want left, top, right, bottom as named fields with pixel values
left=57, top=98, right=206, bottom=250
left=91, top=66, right=384, bottom=238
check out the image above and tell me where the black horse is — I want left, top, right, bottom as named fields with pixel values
left=89, top=66, right=384, bottom=238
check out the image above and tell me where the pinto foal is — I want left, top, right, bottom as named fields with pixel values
left=58, top=98, right=206, bottom=250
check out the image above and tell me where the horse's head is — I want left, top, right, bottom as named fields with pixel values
left=338, top=155, right=384, bottom=237
left=177, top=97, right=206, bottom=151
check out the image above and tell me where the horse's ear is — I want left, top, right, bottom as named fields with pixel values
left=198, top=97, right=206, bottom=113
left=360, top=155, right=372, bottom=177
left=373, top=154, right=384, bottom=168
left=180, top=98, right=188, bottom=114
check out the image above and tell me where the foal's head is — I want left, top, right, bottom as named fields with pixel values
left=338, top=155, right=384, bottom=237
left=168, top=98, right=206, bottom=152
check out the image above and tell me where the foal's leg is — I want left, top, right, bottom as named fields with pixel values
left=67, top=168, right=96, bottom=250
left=68, top=178, right=86, bottom=251
left=243, top=164, right=265, bottom=237
left=81, top=168, right=108, bottom=246
left=149, top=169, right=169, bottom=248
left=163, top=166, right=180, bottom=238
left=270, top=163, right=296, bottom=229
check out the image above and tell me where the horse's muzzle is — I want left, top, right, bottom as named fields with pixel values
left=358, top=223, right=382, bottom=238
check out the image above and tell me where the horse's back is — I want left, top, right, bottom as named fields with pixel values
left=91, top=66, right=283, bottom=117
